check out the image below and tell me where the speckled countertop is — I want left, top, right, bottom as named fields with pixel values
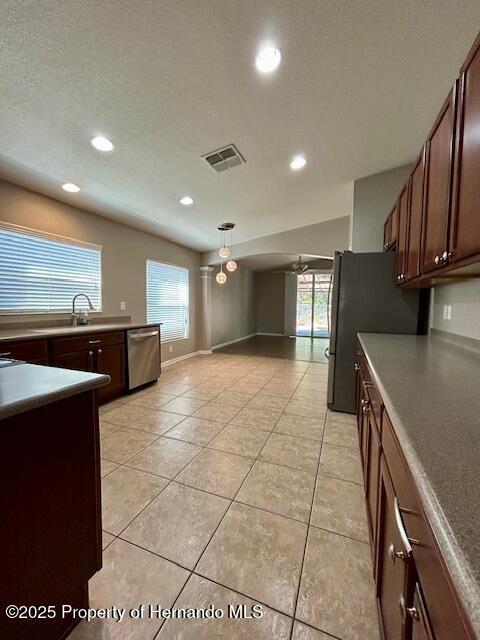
left=0, top=322, right=161, bottom=342
left=358, top=332, right=480, bottom=636
left=0, top=363, right=110, bottom=419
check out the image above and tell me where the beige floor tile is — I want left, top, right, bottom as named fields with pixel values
left=292, top=621, right=332, bottom=640
left=158, top=574, right=292, bottom=639
left=296, top=527, right=379, bottom=639
left=98, top=397, right=127, bottom=416
left=101, top=428, right=158, bottom=464
left=258, top=384, right=296, bottom=399
left=284, top=399, right=326, bottom=419
left=99, top=418, right=121, bottom=439
left=325, top=410, right=357, bottom=427
left=319, top=444, right=363, bottom=484
left=259, top=433, right=320, bottom=472
left=102, top=466, right=168, bottom=535
left=192, top=400, right=241, bottom=423
left=231, top=407, right=282, bottom=432
left=274, top=414, right=324, bottom=442
left=68, top=539, right=188, bottom=640
left=208, top=424, right=269, bottom=458
left=245, top=394, right=290, bottom=413
left=100, top=459, right=119, bottom=478
left=197, top=502, right=307, bottom=615
left=127, top=391, right=177, bottom=409
left=324, top=420, right=359, bottom=449
left=182, top=385, right=223, bottom=400
left=236, top=460, right=315, bottom=522
left=161, top=396, right=207, bottom=416
left=129, top=409, right=185, bottom=435
left=163, top=416, right=224, bottom=446
left=102, top=531, right=115, bottom=550
left=176, top=448, right=253, bottom=498
left=101, top=403, right=153, bottom=426
left=213, top=389, right=252, bottom=407
left=122, top=482, right=229, bottom=569
left=160, top=381, right=196, bottom=395
left=126, top=436, right=201, bottom=478
left=311, top=475, right=369, bottom=543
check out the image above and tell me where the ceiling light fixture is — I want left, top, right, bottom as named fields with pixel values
left=91, top=136, right=114, bottom=152
left=226, top=259, right=237, bottom=272
left=180, top=196, right=193, bottom=206
left=290, top=154, right=307, bottom=171
left=255, top=46, right=282, bottom=73
left=216, top=264, right=227, bottom=285
left=216, top=223, right=237, bottom=283
left=62, top=183, right=80, bottom=193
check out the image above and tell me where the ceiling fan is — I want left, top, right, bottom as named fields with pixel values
left=274, top=256, right=310, bottom=275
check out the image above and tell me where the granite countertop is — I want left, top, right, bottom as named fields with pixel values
left=0, top=362, right=110, bottom=420
left=0, top=322, right=161, bottom=342
left=358, top=332, right=480, bottom=635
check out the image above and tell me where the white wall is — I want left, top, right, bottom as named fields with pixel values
left=211, top=266, right=256, bottom=347
left=0, top=179, right=201, bottom=362
left=431, top=280, right=480, bottom=341
left=351, top=164, right=411, bottom=252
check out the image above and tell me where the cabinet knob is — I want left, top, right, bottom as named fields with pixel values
left=441, top=250, right=451, bottom=263
left=434, top=255, right=440, bottom=265
left=399, top=595, right=419, bottom=622
left=88, top=350, right=93, bottom=357
left=388, top=543, right=406, bottom=564
left=354, top=363, right=360, bottom=371
left=98, top=348, right=102, bottom=354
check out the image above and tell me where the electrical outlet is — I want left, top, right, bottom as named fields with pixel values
left=120, top=301, right=126, bottom=311
left=169, top=345, right=173, bottom=353
left=443, top=304, right=452, bottom=320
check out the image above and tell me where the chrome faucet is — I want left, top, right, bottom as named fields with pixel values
left=71, top=294, right=95, bottom=326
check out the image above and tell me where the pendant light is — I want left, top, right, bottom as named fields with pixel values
left=226, top=224, right=237, bottom=272
left=216, top=262, right=227, bottom=284
left=216, top=223, right=236, bottom=282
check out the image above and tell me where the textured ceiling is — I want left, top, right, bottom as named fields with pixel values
left=1, top=1, right=480, bottom=251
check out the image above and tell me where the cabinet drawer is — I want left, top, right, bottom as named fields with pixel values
left=382, top=412, right=472, bottom=640
left=0, top=339, right=48, bottom=362
left=50, top=331, right=125, bottom=355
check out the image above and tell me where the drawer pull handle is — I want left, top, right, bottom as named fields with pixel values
left=0, top=351, right=12, bottom=357
left=394, top=497, right=412, bottom=556
left=399, top=595, right=419, bottom=622
left=129, top=331, right=159, bottom=340
left=88, top=339, right=101, bottom=345
left=388, top=543, right=406, bottom=564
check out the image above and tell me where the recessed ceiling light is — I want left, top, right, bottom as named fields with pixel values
left=180, top=196, right=193, bottom=206
left=255, top=46, right=281, bottom=73
left=90, top=135, right=114, bottom=152
left=290, top=155, right=307, bottom=171
left=62, top=182, right=80, bottom=193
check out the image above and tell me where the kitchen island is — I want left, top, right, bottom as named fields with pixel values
left=0, top=362, right=109, bottom=640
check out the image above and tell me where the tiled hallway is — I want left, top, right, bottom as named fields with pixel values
left=71, top=352, right=379, bottom=640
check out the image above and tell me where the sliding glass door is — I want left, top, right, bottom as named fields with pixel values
left=296, top=272, right=332, bottom=337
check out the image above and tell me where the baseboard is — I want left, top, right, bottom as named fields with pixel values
left=162, top=350, right=208, bottom=367
left=256, top=332, right=286, bottom=337
left=212, top=333, right=256, bottom=350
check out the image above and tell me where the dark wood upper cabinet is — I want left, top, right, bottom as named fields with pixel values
left=384, top=214, right=392, bottom=251
left=396, top=186, right=409, bottom=283
left=405, top=150, right=426, bottom=281
left=420, top=85, right=457, bottom=274
left=450, top=33, right=480, bottom=264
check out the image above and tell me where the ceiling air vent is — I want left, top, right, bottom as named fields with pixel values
left=202, top=144, right=246, bottom=173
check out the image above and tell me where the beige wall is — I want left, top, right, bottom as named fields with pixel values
left=351, top=164, right=411, bottom=252
left=0, top=179, right=201, bottom=361
left=431, top=280, right=480, bottom=341
left=255, top=271, right=285, bottom=335
left=211, top=266, right=256, bottom=347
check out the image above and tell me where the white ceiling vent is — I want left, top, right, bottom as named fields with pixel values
left=202, top=144, right=246, bottom=173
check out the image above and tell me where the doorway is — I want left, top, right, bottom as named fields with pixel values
left=296, top=272, right=332, bottom=337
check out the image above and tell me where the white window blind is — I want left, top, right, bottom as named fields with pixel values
left=146, top=260, right=189, bottom=341
left=0, top=225, right=102, bottom=313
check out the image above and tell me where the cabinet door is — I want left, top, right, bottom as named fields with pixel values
left=410, top=583, right=435, bottom=640
left=95, top=343, right=125, bottom=404
left=405, top=151, right=426, bottom=281
left=391, top=204, right=399, bottom=247
left=450, top=35, right=480, bottom=264
left=396, top=186, right=409, bottom=283
left=384, top=214, right=392, bottom=251
left=420, top=86, right=456, bottom=274
left=0, top=339, right=48, bottom=363
left=50, top=350, right=93, bottom=372
left=365, top=412, right=381, bottom=548
left=359, top=383, right=370, bottom=469
left=376, top=456, right=411, bottom=640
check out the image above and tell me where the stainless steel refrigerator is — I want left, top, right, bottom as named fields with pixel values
left=327, top=251, right=428, bottom=414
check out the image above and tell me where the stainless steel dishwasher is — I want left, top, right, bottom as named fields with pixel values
left=127, top=326, right=161, bottom=390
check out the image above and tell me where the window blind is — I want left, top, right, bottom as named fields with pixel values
left=0, top=225, right=102, bottom=313
left=146, top=260, right=189, bottom=341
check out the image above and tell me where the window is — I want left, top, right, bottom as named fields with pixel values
left=146, top=260, right=189, bottom=341
left=0, top=224, right=102, bottom=314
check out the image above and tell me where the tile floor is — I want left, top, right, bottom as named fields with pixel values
left=69, top=352, right=379, bottom=640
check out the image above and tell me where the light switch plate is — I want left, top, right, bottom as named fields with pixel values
left=120, top=301, right=126, bottom=311
left=169, top=345, right=173, bottom=353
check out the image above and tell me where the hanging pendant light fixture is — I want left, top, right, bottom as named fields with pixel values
left=216, top=223, right=236, bottom=282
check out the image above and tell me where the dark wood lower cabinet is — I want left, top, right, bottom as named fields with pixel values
left=95, top=342, right=126, bottom=404
left=355, top=344, right=475, bottom=640
left=50, top=349, right=94, bottom=373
